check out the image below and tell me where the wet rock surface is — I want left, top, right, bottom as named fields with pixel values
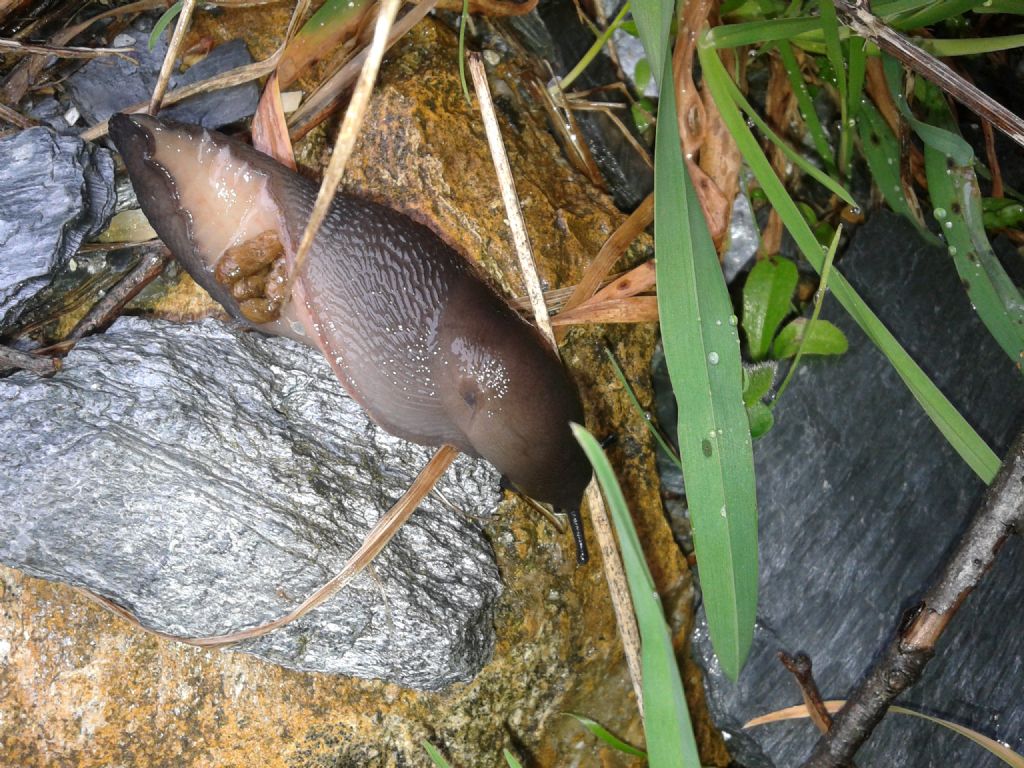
left=67, top=17, right=258, bottom=128
left=692, top=212, right=1024, bottom=767
left=0, top=15, right=718, bottom=768
left=0, top=317, right=502, bottom=689
left=0, top=128, right=114, bottom=328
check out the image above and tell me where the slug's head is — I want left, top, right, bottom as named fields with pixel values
left=437, top=277, right=593, bottom=520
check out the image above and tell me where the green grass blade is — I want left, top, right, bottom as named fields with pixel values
left=916, top=87, right=1024, bottom=367
left=458, top=0, right=471, bottom=103
left=973, top=0, right=1024, bottom=13
left=816, top=0, right=849, bottom=175
left=632, top=11, right=760, bottom=678
left=630, top=0, right=673, bottom=89
left=700, top=40, right=1001, bottom=482
left=777, top=41, right=837, bottom=173
left=148, top=1, right=183, bottom=50
left=847, top=37, right=867, bottom=118
left=563, top=713, right=648, bottom=758
left=706, top=17, right=822, bottom=49
left=716, top=66, right=856, bottom=206
left=856, top=99, right=936, bottom=240
left=572, top=426, right=700, bottom=768
left=922, top=34, right=1024, bottom=56
left=774, top=228, right=843, bottom=400
left=502, top=749, right=523, bottom=768
left=605, top=347, right=682, bottom=468
left=422, top=741, right=453, bottom=768
left=888, top=0, right=989, bottom=28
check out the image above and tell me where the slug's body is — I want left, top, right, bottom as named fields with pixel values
left=108, top=113, right=592, bottom=524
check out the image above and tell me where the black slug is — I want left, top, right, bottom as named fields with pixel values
left=108, top=113, right=593, bottom=560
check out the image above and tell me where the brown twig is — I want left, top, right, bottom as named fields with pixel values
left=832, top=0, right=1024, bottom=150
left=0, top=344, right=60, bottom=376
left=779, top=652, right=835, bottom=735
left=468, top=53, right=555, bottom=349
left=65, top=248, right=170, bottom=342
left=0, top=101, right=35, bottom=128
left=802, top=429, right=1024, bottom=767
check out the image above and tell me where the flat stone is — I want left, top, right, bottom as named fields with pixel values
left=0, top=317, right=502, bottom=689
left=67, top=18, right=258, bottom=128
left=0, top=128, right=114, bottom=328
left=693, top=211, right=1024, bottom=766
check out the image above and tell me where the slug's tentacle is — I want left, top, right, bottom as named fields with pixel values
left=108, top=112, right=593, bottom=516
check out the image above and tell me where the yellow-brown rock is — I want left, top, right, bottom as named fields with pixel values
left=0, top=14, right=728, bottom=768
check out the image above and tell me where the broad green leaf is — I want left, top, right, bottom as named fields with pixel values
left=773, top=318, right=848, bottom=358
left=742, top=362, right=777, bottom=406
left=634, top=57, right=652, bottom=92
left=743, top=257, right=799, bottom=361
left=746, top=402, right=775, bottom=438
left=572, top=426, right=700, bottom=768
left=563, top=714, right=647, bottom=758
left=634, top=16, right=759, bottom=679
left=699, top=39, right=1000, bottom=482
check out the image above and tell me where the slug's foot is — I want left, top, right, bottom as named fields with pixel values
left=214, top=230, right=289, bottom=324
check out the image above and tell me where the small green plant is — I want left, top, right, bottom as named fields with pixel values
left=148, top=1, right=184, bottom=50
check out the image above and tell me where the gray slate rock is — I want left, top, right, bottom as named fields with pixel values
left=67, top=18, right=258, bottom=129
left=0, top=128, right=115, bottom=327
left=692, top=211, right=1024, bottom=766
left=0, top=318, right=503, bottom=690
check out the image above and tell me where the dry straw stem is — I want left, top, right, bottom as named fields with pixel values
left=833, top=0, right=1024, bottom=150
left=802, top=429, right=1024, bottom=768
left=285, top=0, right=404, bottom=294
left=467, top=53, right=556, bottom=349
left=287, top=0, right=439, bottom=140
left=468, top=52, right=645, bottom=717
left=78, top=445, right=460, bottom=646
left=554, top=193, right=653, bottom=342
left=149, top=0, right=199, bottom=115
left=0, top=38, right=134, bottom=59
